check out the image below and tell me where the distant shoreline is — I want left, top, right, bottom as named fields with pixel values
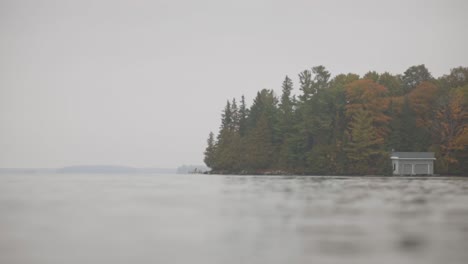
left=0, top=166, right=177, bottom=174
left=206, top=169, right=468, bottom=177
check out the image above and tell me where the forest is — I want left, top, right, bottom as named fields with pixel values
left=203, top=65, right=468, bottom=175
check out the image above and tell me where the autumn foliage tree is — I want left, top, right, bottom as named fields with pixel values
left=204, top=65, right=468, bottom=175
left=345, top=79, right=391, bottom=139
left=433, top=85, right=468, bottom=174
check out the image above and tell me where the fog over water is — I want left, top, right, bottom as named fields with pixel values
left=1, top=0, right=468, bottom=168
left=1, top=174, right=468, bottom=264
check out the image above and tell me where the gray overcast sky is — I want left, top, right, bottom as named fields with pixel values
left=1, top=0, right=467, bottom=168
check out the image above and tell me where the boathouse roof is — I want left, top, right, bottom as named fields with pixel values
left=391, top=152, right=436, bottom=160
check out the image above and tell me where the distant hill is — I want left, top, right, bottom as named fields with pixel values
left=57, top=165, right=138, bottom=174
left=0, top=166, right=177, bottom=174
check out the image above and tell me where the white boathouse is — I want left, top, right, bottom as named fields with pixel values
left=391, top=152, right=436, bottom=176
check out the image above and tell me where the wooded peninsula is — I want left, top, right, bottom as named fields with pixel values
left=204, top=65, right=468, bottom=175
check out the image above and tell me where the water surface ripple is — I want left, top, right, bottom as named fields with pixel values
left=1, top=174, right=468, bottom=264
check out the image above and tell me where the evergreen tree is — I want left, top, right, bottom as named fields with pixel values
left=279, top=76, right=294, bottom=117
left=345, top=109, right=385, bottom=175
left=244, top=113, right=275, bottom=171
left=205, top=65, right=468, bottom=175
left=298, top=70, right=313, bottom=102
left=244, top=89, right=279, bottom=171
left=215, top=101, right=241, bottom=171
left=231, top=98, right=239, bottom=132
left=220, top=100, right=233, bottom=132
left=203, top=132, right=216, bottom=169
left=311, top=65, right=331, bottom=94
left=238, top=95, right=249, bottom=137
left=278, top=76, right=295, bottom=170
left=328, top=73, right=359, bottom=174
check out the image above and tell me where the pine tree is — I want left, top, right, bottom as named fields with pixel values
left=279, top=76, right=294, bottom=118
left=220, top=100, right=232, bottom=133
left=203, top=132, right=216, bottom=169
left=239, top=95, right=249, bottom=137
left=244, top=113, right=275, bottom=171
left=278, top=76, right=295, bottom=170
left=231, top=98, right=239, bottom=132
left=345, top=109, right=385, bottom=175
left=215, top=101, right=241, bottom=171
left=244, top=89, right=279, bottom=171
left=311, top=65, right=331, bottom=94
left=298, top=70, right=313, bottom=102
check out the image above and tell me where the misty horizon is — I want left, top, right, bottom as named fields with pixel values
left=1, top=0, right=467, bottom=168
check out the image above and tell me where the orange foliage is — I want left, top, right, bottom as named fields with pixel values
left=407, top=81, right=439, bottom=127
left=434, top=88, right=468, bottom=164
left=345, top=79, right=391, bottom=139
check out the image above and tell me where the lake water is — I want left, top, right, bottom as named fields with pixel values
left=1, top=174, right=468, bottom=264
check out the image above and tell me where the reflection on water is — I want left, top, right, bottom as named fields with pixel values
left=1, top=174, right=468, bottom=264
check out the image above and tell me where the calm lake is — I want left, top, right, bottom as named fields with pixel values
left=1, top=174, right=468, bottom=264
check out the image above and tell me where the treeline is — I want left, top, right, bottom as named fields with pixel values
left=204, top=65, right=468, bottom=175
